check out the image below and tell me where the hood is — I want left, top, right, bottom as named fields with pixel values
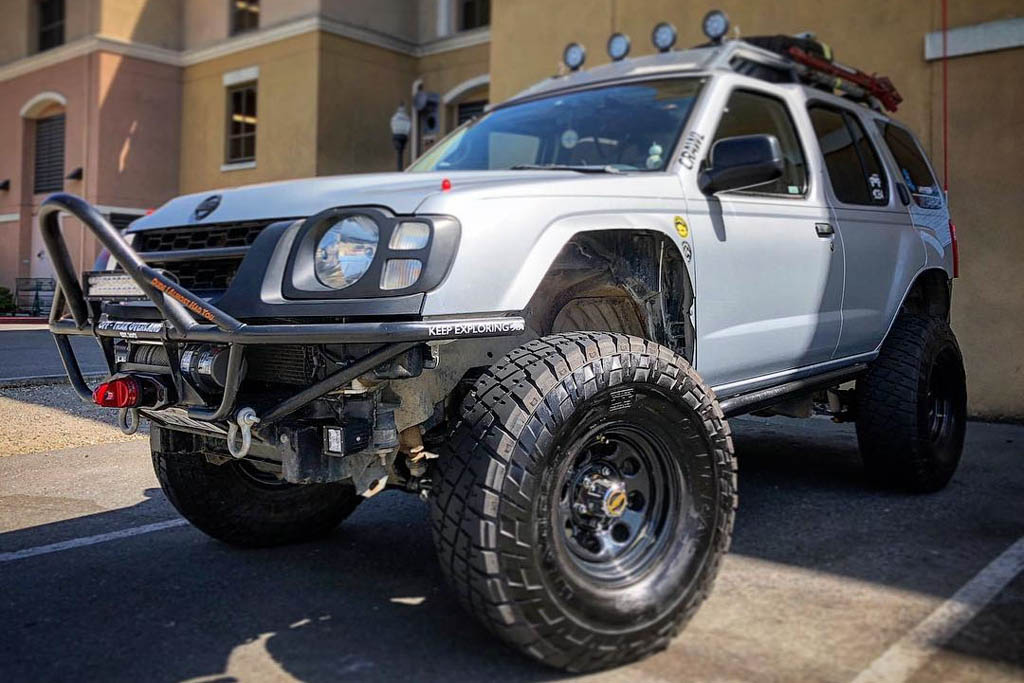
left=128, top=170, right=664, bottom=231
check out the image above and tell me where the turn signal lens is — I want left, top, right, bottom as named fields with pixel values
left=389, top=222, right=431, bottom=250
left=93, top=377, right=140, bottom=408
left=380, top=259, right=422, bottom=290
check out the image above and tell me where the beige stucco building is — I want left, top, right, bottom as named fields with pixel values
left=0, top=0, right=1020, bottom=418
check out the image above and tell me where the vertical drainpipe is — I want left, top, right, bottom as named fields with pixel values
left=410, top=77, right=423, bottom=162
left=941, top=0, right=949, bottom=191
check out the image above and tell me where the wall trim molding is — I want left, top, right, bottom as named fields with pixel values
left=442, top=73, right=490, bottom=104
left=19, top=90, right=68, bottom=117
left=222, top=65, right=259, bottom=86
left=0, top=17, right=490, bottom=82
left=925, top=17, right=1024, bottom=60
left=94, top=205, right=149, bottom=215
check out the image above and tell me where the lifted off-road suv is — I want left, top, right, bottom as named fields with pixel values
left=40, top=17, right=965, bottom=672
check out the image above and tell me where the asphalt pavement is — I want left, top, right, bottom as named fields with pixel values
left=0, top=327, right=107, bottom=381
left=1, top=415, right=1022, bottom=682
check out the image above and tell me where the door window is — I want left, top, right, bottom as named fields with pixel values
left=709, top=90, right=807, bottom=196
left=876, top=122, right=943, bottom=209
left=808, top=106, right=888, bottom=206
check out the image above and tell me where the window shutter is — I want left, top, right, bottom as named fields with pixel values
left=34, top=114, right=65, bottom=194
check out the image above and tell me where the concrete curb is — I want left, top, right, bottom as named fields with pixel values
left=0, top=373, right=106, bottom=390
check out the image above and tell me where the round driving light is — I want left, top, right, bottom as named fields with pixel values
left=702, top=9, right=730, bottom=43
left=607, top=32, right=630, bottom=61
left=563, top=42, right=586, bottom=71
left=314, top=215, right=379, bottom=289
left=651, top=22, right=677, bottom=52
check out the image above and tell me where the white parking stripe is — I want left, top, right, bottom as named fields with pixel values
left=852, top=535, right=1024, bottom=683
left=0, top=518, right=188, bottom=563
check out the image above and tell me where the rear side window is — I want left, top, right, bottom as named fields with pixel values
left=876, top=122, right=943, bottom=209
left=711, top=90, right=807, bottom=196
left=808, top=105, right=888, bottom=206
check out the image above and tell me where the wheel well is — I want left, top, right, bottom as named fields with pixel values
left=901, top=269, right=951, bottom=320
left=523, top=230, right=695, bottom=361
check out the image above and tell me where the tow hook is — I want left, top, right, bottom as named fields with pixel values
left=227, top=407, right=260, bottom=459
left=117, top=407, right=140, bottom=435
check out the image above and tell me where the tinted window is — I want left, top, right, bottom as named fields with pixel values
left=38, top=0, right=64, bottom=52
left=230, top=0, right=259, bottom=35
left=711, top=90, right=807, bottom=196
left=460, top=0, right=490, bottom=30
left=809, top=106, right=888, bottom=205
left=877, top=122, right=943, bottom=209
left=409, top=79, right=702, bottom=173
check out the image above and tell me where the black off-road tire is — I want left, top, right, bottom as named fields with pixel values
left=430, top=332, right=736, bottom=672
left=152, top=429, right=362, bottom=548
left=856, top=315, right=967, bottom=492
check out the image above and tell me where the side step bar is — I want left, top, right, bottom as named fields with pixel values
left=718, top=363, right=868, bottom=418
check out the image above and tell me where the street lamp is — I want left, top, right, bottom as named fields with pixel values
left=390, top=103, right=411, bottom=171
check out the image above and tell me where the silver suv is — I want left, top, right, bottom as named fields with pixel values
left=40, top=18, right=965, bottom=672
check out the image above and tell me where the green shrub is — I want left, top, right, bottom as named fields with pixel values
left=0, top=287, right=14, bottom=314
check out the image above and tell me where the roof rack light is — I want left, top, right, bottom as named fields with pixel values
left=651, top=22, right=677, bottom=53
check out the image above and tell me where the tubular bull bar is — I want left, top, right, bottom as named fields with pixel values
left=38, top=193, right=527, bottom=431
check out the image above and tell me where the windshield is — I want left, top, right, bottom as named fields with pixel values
left=409, top=78, right=704, bottom=173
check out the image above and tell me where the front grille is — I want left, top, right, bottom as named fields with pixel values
left=132, top=220, right=278, bottom=293
left=148, top=257, right=245, bottom=292
left=135, top=221, right=270, bottom=253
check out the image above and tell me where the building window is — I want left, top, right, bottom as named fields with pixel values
left=226, top=82, right=257, bottom=164
left=37, top=0, right=65, bottom=52
left=230, top=0, right=260, bottom=36
left=456, top=100, right=487, bottom=126
left=459, top=0, right=489, bottom=31
left=34, top=114, right=65, bottom=193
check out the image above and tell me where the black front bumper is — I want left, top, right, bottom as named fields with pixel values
left=39, top=193, right=526, bottom=427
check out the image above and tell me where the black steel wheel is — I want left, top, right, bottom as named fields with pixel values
left=431, top=333, right=736, bottom=672
left=856, top=314, right=967, bottom=492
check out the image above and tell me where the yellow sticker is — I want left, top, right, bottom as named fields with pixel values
left=674, top=216, right=689, bottom=239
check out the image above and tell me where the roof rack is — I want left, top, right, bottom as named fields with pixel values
left=721, top=35, right=903, bottom=112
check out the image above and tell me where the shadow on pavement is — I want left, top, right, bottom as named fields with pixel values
left=1, top=418, right=1022, bottom=681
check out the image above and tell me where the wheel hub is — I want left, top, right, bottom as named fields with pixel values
left=574, top=469, right=629, bottom=522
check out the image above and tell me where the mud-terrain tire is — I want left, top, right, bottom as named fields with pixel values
left=430, top=332, right=736, bottom=672
left=152, top=430, right=362, bottom=548
left=856, top=315, right=967, bottom=492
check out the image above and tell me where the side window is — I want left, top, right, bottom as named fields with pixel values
left=808, top=105, right=888, bottom=206
left=710, top=90, right=807, bottom=196
left=876, top=122, right=943, bottom=209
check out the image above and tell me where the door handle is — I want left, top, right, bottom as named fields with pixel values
left=815, top=222, right=834, bottom=237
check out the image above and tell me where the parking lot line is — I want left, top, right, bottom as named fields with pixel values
left=0, top=518, right=187, bottom=563
left=851, top=534, right=1024, bottom=683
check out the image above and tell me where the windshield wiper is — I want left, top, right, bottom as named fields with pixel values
left=508, top=164, right=622, bottom=174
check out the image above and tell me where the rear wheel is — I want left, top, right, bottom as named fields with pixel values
left=152, top=426, right=362, bottom=547
left=856, top=315, right=967, bottom=492
left=430, top=333, right=736, bottom=671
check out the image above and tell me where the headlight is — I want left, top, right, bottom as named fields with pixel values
left=314, top=215, right=379, bottom=289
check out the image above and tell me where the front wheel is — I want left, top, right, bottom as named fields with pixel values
left=430, top=333, right=736, bottom=672
left=856, top=315, right=967, bottom=492
left=152, top=426, right=362, bottom=548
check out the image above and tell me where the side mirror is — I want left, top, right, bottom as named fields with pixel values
left=698, top=134, right=784, bottom=194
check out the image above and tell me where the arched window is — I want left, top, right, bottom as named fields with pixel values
left=21, top=92, right=68, bottom=195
